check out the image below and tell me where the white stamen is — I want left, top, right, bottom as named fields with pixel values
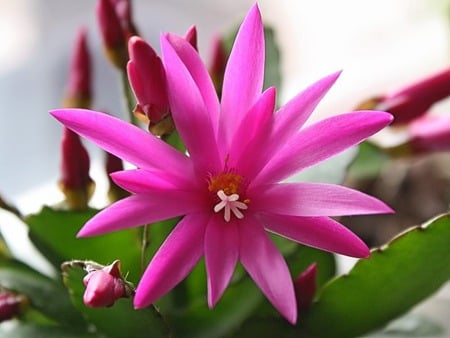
left=213, top=190, right=248, bottom=222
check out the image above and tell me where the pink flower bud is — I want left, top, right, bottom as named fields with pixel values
left=96, top=0, right=127, bottom=68
left=376, top=68, right=450, bottom=125
left=64, top=28, right=92, bottom=109
left=408, top=115, right=450, bottom=154
left=82, top=260, right=129, bottom=308
left=127, top=36, right=169, bottom=126
left=58, top=128, right=94, bottom=210
left=293, top=263, right=317, bottom=313
left=109, top=0, right=138, bottom=38
left=0, top=291, right=28, bottom=322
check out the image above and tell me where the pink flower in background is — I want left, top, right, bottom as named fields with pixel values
left=51, top=4, right=393, bottom=324
left=375, top=67, right=450, bottom=125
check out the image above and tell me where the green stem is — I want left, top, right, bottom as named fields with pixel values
left=141, top=224, right=150, bottom=273
left=119, top=69, right=139, bottom=126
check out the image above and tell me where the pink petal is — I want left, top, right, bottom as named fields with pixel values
left=254, top=111, right=393, bottom=184
left=204, top=217, right=239, bottom=307
left=77, top=189, right=206, bottom=237
left=166, top=33, right=220, bottom=134
left=251, top=182, right=393, bottom=217
left=261, top=213, right=369, bottom=258
left=134, top=213, right=208, bottom=308
left=273, top=71, right=342, bottom=147
left=239, top=216, right=297, bottom=324
left=50, top=109, right=191, bottom=182
left=228, top=87, right=275, bottom=174
left=110, top=169, right=194, bottom=193
left=160, top=35, right=221, bottom=174
left=220, top=4, right=265, bottom=147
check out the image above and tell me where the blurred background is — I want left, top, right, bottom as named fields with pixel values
left=1, top=0, right=449, bottom=210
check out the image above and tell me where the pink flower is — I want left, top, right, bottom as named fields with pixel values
left=51, top=4, right=392, bottom=324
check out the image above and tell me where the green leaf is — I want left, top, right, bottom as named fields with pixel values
left=0, top=258, right=85, bottom=329
left=25, top=207, right=142, bottom=282
left=299, top=213, right=450, bottom=337
left=62, top=266, right=169, bottom=338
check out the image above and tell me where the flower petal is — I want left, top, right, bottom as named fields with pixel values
left=50, top=109, right=191, bottom=181
left=110, top=169, right=193, bottom=193
left=77, top=189, right=206, bottom=237
left=204, top=217, right=239, bottom=307
left=239, top=216, right=297, bottom=324
left=229, top=87, right=275, bottom=174
left=220, top=4, right=265, bottom=147
left=251, top=182, right=393, bottom=217
left=160, top=35, right=221, bottom=173
left=166, top=33, right=220, bottom=134
left=254, top=111, right=393, bottom=184
left=134, top=213, right=208, bottom=308
left=261, top=213, right=369, bottom=258
left=273, top=71, right=342, bottom=146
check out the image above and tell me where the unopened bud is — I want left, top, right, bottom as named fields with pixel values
left=293, top=263, right=317, bottom=313
left=386, top=115, right=450, bottom=157
left=127, top=36, right=171, bottom=133
left=358, top=68, right=450, bottom=125
left=0, top=291, right=28, bottom=322
left=63, top=28, right=92, bottom=109
left=82, top=260, right=133, bottom=308
left=97, top=0, right=128, bottom=68
left=58, top=128, right=95, bottom=210
left=109, top=0, right=138, bottom=38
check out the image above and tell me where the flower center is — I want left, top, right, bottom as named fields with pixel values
left=208, top=171, right=249, bottom=222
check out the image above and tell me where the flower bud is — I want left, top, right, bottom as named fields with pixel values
left=127, top=36, right=171, bottom=133
left=293, top=263, right=317, bottom=313
left=97, top=0, right=128, bottom=68
left=58, top=128, right=95, bottom=210
left=357, top=68, right=450, bottom=125
left=82, top=260, right=132, bottom=307
left=0, top=291, right=28, bottom=322
left=63, top=28, right=92, bottom=109
left=109, top=0, right=138, bottom=38
left=387, top=115, right=450, bottom=157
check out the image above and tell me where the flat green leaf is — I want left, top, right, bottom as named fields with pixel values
left=232, top=213, right=450, bottom=337
left=0, top=258, right=85, bottom=329
left=299, top=213, right=450, bottom=337
left=25, top=207, right=142, bottom=282
left=62, top=266, right=169, bottom=338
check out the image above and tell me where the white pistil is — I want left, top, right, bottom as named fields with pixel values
left=214, top=190, right=248, bottom=222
